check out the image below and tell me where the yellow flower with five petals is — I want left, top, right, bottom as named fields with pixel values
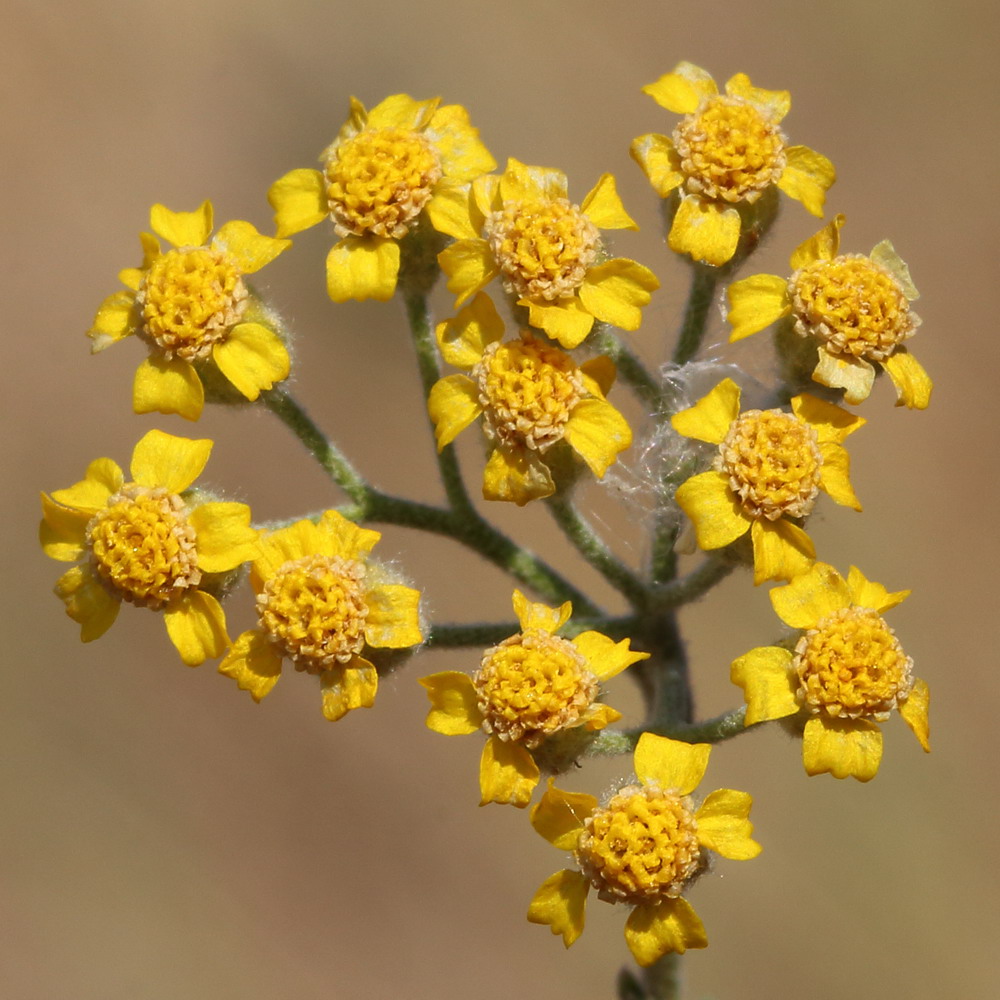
left=427, top=294, right=632, bottom=505
left=631, top=62, right=835, bottom=266
left=268, top=94, right=495, bottom=302
left=420, top=590, right=647, bottom=807
left=527, top=733, right=760, bottom=965
left=219, top=510, right=423, bottom=722
left=433, top=157, right=659, bottom=348
left=88, top=201, right=292, bottom=421
left=731, top=562, right=930, bottom=781
left=727, top=215, right=931, bottom=408
left=671, top=378, right=865, bottom=584
left=40, top=429, right=258, bottom=665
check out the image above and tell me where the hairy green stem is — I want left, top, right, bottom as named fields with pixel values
left=652, top=556, right=736, bottom=610
left=587, top=706, right=753, bottom=757
left=591, top=326, right=660, bottom=409
left=672, top=263, right=719, bottom=366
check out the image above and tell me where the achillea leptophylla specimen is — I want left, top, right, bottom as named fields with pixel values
left=420, top=590, right=648, bottom=807
left=427, top=293, right=632, bottom=505
left=671, top=378, right=865, bottom=584
left=631, top=62, right=834, bottom=266
left=268, top=94, right=495, bottom=303
left=40, top=430, right=258, bottom=665
left=219, top=511, right=423, bottom=722
left=88, top=201, right=292, bottom=421
left=727, top=215, right=931, bottom=408
left=433, top=158, right=659, bottom=348
left=528, top=733, right=760, bottom=965
left=731, top=562, right=930, bottom=781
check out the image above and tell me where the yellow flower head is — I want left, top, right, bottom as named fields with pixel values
left=427, top=293, right=633, bottom=505
left=268, top=94, right=495, bottom=302
left=420, top=591, right=648, bottom=807
left=727, top=215, right=931, bottom=408
left=219, top=510, right=423, bottom=722
left=40, top=429, right=259, bottom=665
left=433, top=158, right=659, bottom=348
left=631, top=62, right=835, bottom=266
left=671, top=378, right=865, bottom=584
left=731, top=562, right=930, bottom=781
left=87, top=201, right=292, bottom=421
left=527, top=733, right=760, bottom=965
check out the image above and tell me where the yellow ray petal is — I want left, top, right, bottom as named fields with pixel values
left=425, top=103, right=496, bottom=181
left=730, top=646, right=798, bottom=725
left=435, top=291, right=504, bottom=369
left=213, top=220, right=290, bottom=274
left=365, top=584, right=423, bottom=648
left=578, top=259, right=659, bottom=332
left=427, top=375, right=481, bottom=450
left=791, top=392, right=865, bottom=443
left=571, top=631, right=649, bottom=681
left=268, top=168, right=327, bottom=239
left=870, top=239, right=919, bottom=300
left=419, top=671, right=483, bottom=735
left=326, top=237, right=399, bottom=303
left=39, top=492, right=89, bottom=561
left=789, top=214, right=845, bottom=270
left=695, top=789, right=762, bottom=859
left=726, top=275, right=790, bottom=342
left=725, top=72, right=790, bottom=121
left=753, top=518, right=815, bottom=586
left=530, top=779, right=597, bottom=849
left=55, top=565, right=120, bottom=642
left=150, top=201, right=213, bottom=248
left=563, top=398, right=632, bottom=478
left=320, top=659, right=378, bottom=721
left=49, top=458, right=124, bottom=513
left=634, top=732, right=709, bottom=795
left=674, top=471, right=749, bottom=550
left=130, top=429, right=212, bottom=493
left=882, top=350, right=932, bottom=410
left=499, top=157, right=567, bottom=203
left=479, top=735, right=539, bottom=807
left=818, top=442, right=862, bottom=510
left=625, top=898, right=707, bottom=966
left=642, top=62, right=718, bottom=113
left=629, top=133, right=684, bottom=197
left=898, top=678, right=930, bottom=752
left=88, top=290, right=136, bottom=352
left=669, top=196, right=740, bottom=266
left=366, top=93, right=438, bottom=131
left=439, top=238, right=497, bottom=306
left=845, top=565, right=909, bottom=613
left=580, top=173, right=638, bottom=230
left=671, top=378, right=741, bottom=444
left=802, top=716, right=883, bottom=781
left=813, top=349, right=876, bottom=405
left=425, top=180, right=479, bottom=241
left=316, top=509, right=381, bottom=560
left=213, top=322, right=290, bottom=400
left=133, top=355, right=204, bottom=421
left=527, top=869, right=589, bottom=947
left=770, top=562, right=851, bottom=629
left=188, top=502, right=258, bottom=573
left=482, top=446, right=554, bottom=505
left=522, top=297, right=594, bottom=349
left=163, top=590, right=229, bottom=666
left=218, top=629, right=283, bottom=701
left=584, top=703, right=622, bottom=731
left=777, top=146, right=835, bottom=218
left=512, top=589, right=571, bottom=633
left=578, top=356, right=616, bottom=399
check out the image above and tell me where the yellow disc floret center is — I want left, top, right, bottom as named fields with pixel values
left=717, top=409, right=822, bottom=520
left=324, top=128, right=442, bottom=239
left=138, top=247, right=247, bottom=360
left=257, top=554, right=369, bottom=673
left=86, top=484, right=201, bottom=608
left=673, top=96, right=787, bottom=203
left=474, top=335, right=585, bottom=452
left=576, top=785, right=702, bottom=905
left=484, top=199, right=600, bottom=301
left=793, top=606, right=913, bottom=720
left=474, top=629, right=597, bottom=747
left=789, top=254, right=918, bottom=362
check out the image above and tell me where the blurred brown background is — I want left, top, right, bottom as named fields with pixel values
left=3, top=1, right=997, bottom=997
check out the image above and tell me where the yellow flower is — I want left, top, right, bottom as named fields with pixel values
left=731, top=562, right=930, bottom=781
left=268, top=94, right=495, bottom=302
left=631, top=62, right=835, bottom=266
left=727, top=215, right=931, bottom=408
left=40, top=429, right=258, bottom=665
left=219, top=510, right=423, bottom=722
left=671, top=378, right=865, bottom=584
left=427, top=293, right=632, bottom=505
left=432, top=158, right=659, bottom=348
left=527, top=733, right=760, bottom=965
left=88, top=201, right=292, bottom=421
left=420, top=591, right=647, bottom=807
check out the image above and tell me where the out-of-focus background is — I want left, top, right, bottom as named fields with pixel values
left=4, top=1, right=997, bottom=997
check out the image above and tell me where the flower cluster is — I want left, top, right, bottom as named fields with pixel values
left=42, top=67, right=933, bottom=986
